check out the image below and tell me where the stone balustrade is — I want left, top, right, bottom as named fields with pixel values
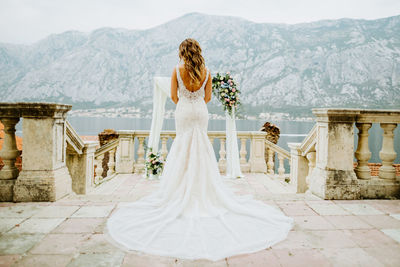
left=290, top=108, right=400, bottom=199
left=93, top=139, right=118, bottom=185
left=264, top=139, right=291, bottom=181
left=114, top=130, right=267, bottom=174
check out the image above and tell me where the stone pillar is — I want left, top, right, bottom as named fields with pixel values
left=249, top=132, right=267, bottom=173
left=116, top=131, right=135, bottom=173
left=12, top=103, right=72, bottom=202
left=0, top=117, right=20, bottom=201
left=309, top=109, right=360, bottom=200
left=379, top=123, right=397, bottom=179
left=288, top=143, right=309, bottom=193
left=66, top=141, right=97, bottom=194
left=354, top=123, right=372, bottom=179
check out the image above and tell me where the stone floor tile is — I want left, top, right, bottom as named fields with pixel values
left=307, top=203, right=351, bottom=216
left=363, top=246, right=400, bottom=267
left=67, top=252, right=125, bottom=267
left=30, top=233, right=90, bottom=254
left=272, top=248, right=331, bottom=267
left=293, top=216, right=335, bottom=230
left=303, top=230, right=358, bottom=248
left=226, top=248, right=278, bottom=267
left=277, top=203, right=317, bottom=216
left=358, top=215, right=400, bottom=229
left=13, top=254, right=73, bottom=267
left=0, top=218, right=25, bottom=233
left=0, top=254, right=21, bottom=266
left=52, top=218, right=105, bottom=234
left=381, top=229, right=400, bottom=244
left=272, top=231, right=313, bottom=249
left=70, top=205, right=115, bottom=218
left=337, top=204, right=384, bottom=215
left=0, top=234, right=45, bottom=254
left=390, top=214, right=400, bottom=220
left=323, top=215, right=374, bottom=230
left=368, top=202, right=400, bottom=214
left=8, top=218, right=65, bottom=234
left=345, top=229, right=400, bottom=247
left=320, top=247, right=384, bottom=267
left=32, top=206, right=80, bottom=218
left=0, top=206, right=44, bottom=218
left=79, top=234, right=122, bottom=253
left=122, top=252, right=178, bottom=267
left=177, top=258, right=227, bottom=267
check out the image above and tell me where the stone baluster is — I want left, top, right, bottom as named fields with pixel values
left=218, top=137, right=226, bottom=172
left=0, top=118, right=20, bottom=201
left=354, top=123, right=372, bottom=179
left=95, top=154, right=104, bottom=184
left=161, top=137, right=168, bottom=160
left=107, top=149, right=115, bottom=177
left=0, top=118, right=20, bottom=180
left=278, top=154, right=285, bottom=179
left=267, top=148, right=275, bottom=175
left=306, top=151, right=316, bottom=192
left=239, top=138, right=247, bottom=164
left=379, top=123, right=397, bottom=179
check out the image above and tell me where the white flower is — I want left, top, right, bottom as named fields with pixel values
left=221, top=93, right=225, bottom=96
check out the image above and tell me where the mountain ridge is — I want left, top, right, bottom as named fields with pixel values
left=1, top=12, right=399, bottom=117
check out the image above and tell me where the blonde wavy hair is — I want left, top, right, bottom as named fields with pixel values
left=179, top=38, right=205, bottom=86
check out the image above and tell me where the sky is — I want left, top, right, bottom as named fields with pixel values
left=1, top=0, right=400, bottom=44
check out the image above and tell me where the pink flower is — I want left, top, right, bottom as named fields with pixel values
left=227, top=71, right=230, bottom=75
left=229, top=103, right=232, bottom=106
left=232, top=88, right=236, bottom=92
left=220, top=81, right=224, bottom=85
left=225, top=98, right=229, bottom=102
left=227, top=79, right=231, bottom=83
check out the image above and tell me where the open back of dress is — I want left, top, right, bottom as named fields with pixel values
left=106, top=64, right=294, bottom=261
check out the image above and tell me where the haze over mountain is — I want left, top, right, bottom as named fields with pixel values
left=1, top=13, right=399, bottom=116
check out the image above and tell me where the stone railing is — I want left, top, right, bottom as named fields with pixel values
left=288, top=124, right=317, bottom=193
left=115, top=130, right=267, bottom=174
left=0, top=102, right=73, bottom=202
left=94, top=139, right=119, bottom=185
left=264, top=139, right=291, bottom=180
left=296, top=108, right=400, bottom=199
left=65, top=120, right=98, bottom=194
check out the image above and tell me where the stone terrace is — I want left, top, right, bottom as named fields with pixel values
left=1, top=173, right=400, bottom=267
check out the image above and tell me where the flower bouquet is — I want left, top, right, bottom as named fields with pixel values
left=144, top=142, right=164, bottom=179
left=212, top=72, right=242, bottom=117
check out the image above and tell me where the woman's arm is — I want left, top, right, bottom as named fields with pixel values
left=204, top=69, right=212, bottom=104
left=171, top=68, right=179, bottom=104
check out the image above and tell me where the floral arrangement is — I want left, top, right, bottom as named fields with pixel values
left=144, top=142, right=164, bottom=179
left=212, top=72, right=242, bottom=117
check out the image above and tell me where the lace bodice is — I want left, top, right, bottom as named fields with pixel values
left=176, top=64, right=209, bottom=103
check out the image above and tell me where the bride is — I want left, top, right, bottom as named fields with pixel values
left=106, top=38, right=294, bottom=261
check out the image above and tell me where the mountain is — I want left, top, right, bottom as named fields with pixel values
left=1, top=13, right=400, bottom=117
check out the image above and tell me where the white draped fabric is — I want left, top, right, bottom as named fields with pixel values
left=225, top=106, right=244, bottom=179
left=147, top=77, right=171, bottom=153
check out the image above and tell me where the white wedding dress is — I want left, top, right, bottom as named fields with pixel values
left=106, top=65, right=294, bottom=261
